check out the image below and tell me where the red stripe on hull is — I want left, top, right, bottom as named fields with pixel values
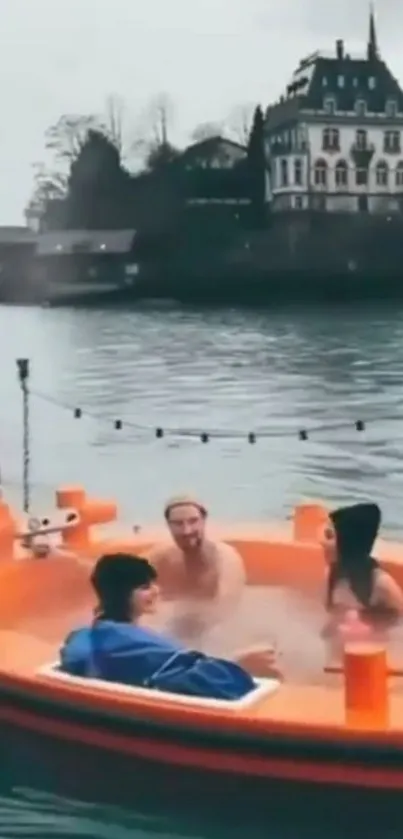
left=0, top=703, right=401, bottom=791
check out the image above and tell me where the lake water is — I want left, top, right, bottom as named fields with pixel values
left=2, top=299, right=403, bottom=837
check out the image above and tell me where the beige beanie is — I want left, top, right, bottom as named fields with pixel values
left=164, top=495, right=208, bottom=520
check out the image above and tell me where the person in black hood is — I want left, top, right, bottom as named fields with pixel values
left=321, top=502, right=403, bottom=630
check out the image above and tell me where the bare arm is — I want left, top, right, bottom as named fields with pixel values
left=143, top=544, right=177, bottom=598
left=377, top=571, right=403, bottom=615
left=233, top=644, right=282, bottom=679
left=144, top=544, right=169, bottom=567
left=215, top=543, right=246, bottom=617
left=142, top=545, right=192, bottom=638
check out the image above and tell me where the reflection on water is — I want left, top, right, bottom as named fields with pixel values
left=2, top=300, right=403, bottom=834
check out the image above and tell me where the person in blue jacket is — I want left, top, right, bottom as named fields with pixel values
left=60, top=553, right=279, bottom=700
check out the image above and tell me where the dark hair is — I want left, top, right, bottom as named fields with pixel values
left=91, top=553, right=157, bottom=622
left=326, top=504, right=380, bottom=609
left=326, top=556, right=377, bottom=610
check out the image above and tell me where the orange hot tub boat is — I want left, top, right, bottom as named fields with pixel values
left=2, top=485, right=403, bottom=794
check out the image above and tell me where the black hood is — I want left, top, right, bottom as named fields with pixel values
left=330, top=503, right=381, bottom=561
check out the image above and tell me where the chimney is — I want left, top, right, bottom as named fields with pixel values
left=336, top=39, right=344, bottom=60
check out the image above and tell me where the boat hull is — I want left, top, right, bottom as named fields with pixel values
left=1, top=678, right=403, bottom=792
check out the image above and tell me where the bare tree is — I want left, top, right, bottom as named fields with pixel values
left=104, top=94, right=125, bottom=156
left=131, top=92, right=179, bottom=169
left=26, top=105, right=130, bottom=229
left=24, top=163, right=68, bottom=230
left=25, top=115, right=98, bottom=230
left=191, top=121, right=223, bottom=143
left=226, top=103, right=255, bottom=145
left=45, top=113, right=101, bottom=166
left=147, top=92, right=175, bottom=146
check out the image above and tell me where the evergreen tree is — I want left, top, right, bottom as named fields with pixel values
left=67, top=129, right=130, bottom=228
left=247, top=105, right=267, bottom=227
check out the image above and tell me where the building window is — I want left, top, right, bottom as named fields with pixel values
left=335, top=160, right=348, bottom=187
left=353, top=78, right=358, bottom=87
left=355, top=168, right=368, bottom=186
left=322, top=77, right=328, bottom=87
left=376, top=160, right=389, bottom=187
left=323, top=96, right=336, bottom=114
left=337, top=75, right=344, bottom=88
left=396, top=162, right=403, bottom=187
left=355, top=129, right=368, bottom=150
left=294, top=195, right=304, bottom=209
left=384, top=130, right=401, bottom=153
left=368, top=77, right=376, bottom=89
left=314, top=159, right=327, bottom=187
left=386, top=99, right=398, bottom=117
left=322, top=127, right=339, bottom=151
left=294, top=158, right=302, bottom=185
left=298, top=124, right=307, bottom=148
left=280, top=158, right=288, bottom=186
left=355, top=99, right=367, bottom=116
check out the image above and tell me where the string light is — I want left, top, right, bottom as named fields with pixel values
left=27, top=388, right=397, bottom=444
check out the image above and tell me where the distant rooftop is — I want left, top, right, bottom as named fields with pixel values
left=266, top=10, right=403, bottom=118
left=36, top=229, right=136, bottom=256
left=0, top=226, right=36, bottom=245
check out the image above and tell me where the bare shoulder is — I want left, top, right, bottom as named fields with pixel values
left=214, top=541, right=245, bottom=574
left=374, top=569, right=403, bottom=612
left=145, top=543, right=178, bottom=566
left=376, top=568, right=402, bottom=591
left=215, top=541, right=243, bottom=562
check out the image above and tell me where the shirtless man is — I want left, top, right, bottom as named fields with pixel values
left=146, top=496, right=246, bottom=643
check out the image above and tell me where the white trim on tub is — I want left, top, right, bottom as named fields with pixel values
left=37, top=663, right=280, bottom=710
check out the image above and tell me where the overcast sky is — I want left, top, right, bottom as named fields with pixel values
left=2, top=0, right=402, bottom=225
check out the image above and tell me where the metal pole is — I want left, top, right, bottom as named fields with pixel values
left=16, top=359, right=30, bottom=512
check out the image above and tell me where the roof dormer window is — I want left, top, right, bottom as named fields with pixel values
left=386, top=98, right=398, bottom=117
left=355, top=99, right=367, bottom=116
left=324, top=96, right=336, bottom=114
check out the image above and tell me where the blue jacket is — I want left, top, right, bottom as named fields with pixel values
left=61, top=621, right=183, bottom=684
left=60, top=620, right=255, bottom=700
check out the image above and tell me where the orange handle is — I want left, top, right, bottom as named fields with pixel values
left=56, top=486, right=86, bottom=509
left=55, top=486, right=117, bottom=550
left=344, top=643, right=389, bottom=729
left=84, top=500, right=117, bottom=525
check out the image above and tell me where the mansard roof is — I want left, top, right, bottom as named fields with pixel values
left=266, top=12, right=403, bottom=125
left=294, top=53, right=403, bottom=113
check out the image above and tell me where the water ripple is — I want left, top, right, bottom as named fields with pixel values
left=0, top=304, right=403, bottom=530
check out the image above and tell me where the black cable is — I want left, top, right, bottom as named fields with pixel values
left=29, top=388, right=403, bottom=444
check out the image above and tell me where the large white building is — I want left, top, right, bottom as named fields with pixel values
left=265, top=11, right=403, bottom=213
